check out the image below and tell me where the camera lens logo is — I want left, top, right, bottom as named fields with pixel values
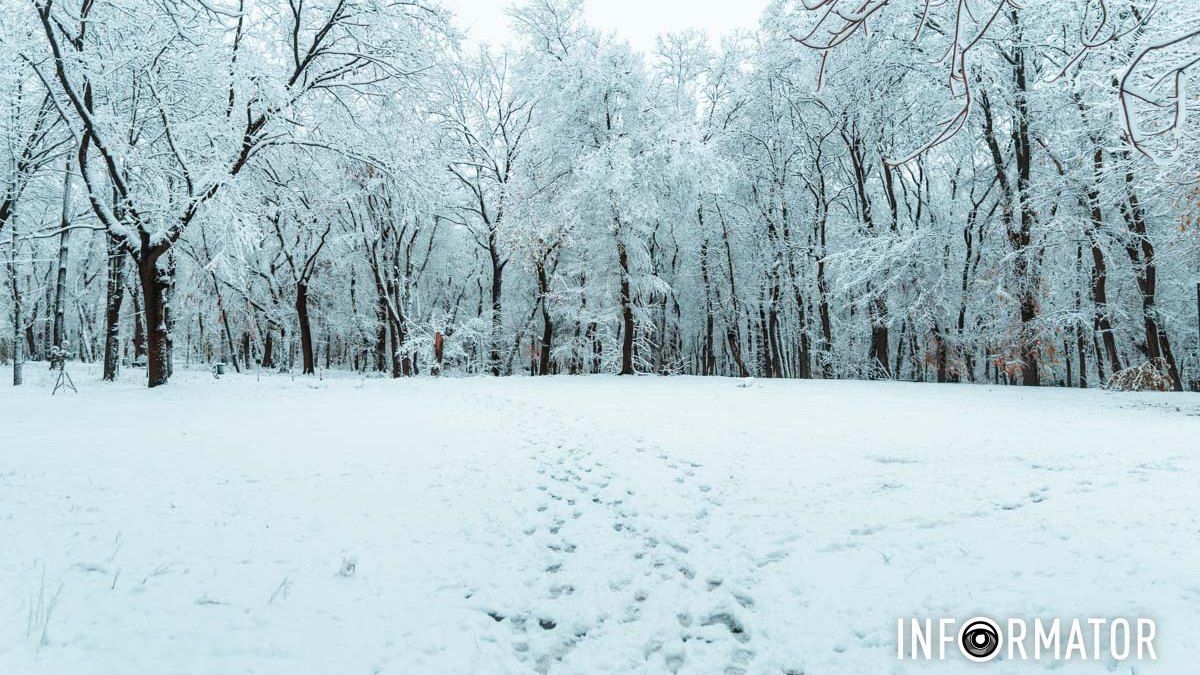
left=958, top=617, right=1002, bottom=662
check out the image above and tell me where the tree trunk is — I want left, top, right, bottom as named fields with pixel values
left=536, top=259, right=554, bottom=376
left=868, top=295, right=891, bottom=378
left=388, top=312, right=401, bottom=379
left=766, top=285, right=783, bottom=378
left=51, top=156, right=74, bottom=352
left=219, top=299, right=240, bottom=372
left=374, top=288, right=388, bottom=372
left=1076, top=324, right=1089, bottom=389
left=102, top=235, right=124, bottom=381
left=489, top=248, right=504, bottom=377
left=131, top=280, right=147, bottom=361
left=816, top=227, right=834, bottom=378
left=434, top=330, right=444, bottom=376
left=25, top=300, right=39, bottom=363
left=720, top=216, right=749, bottom=378
left=262, top=329, right=275, bottom=369
left=137, top=254, right=171, bottom=388
left=296, top=281, right=315, bottom=375
left=1010, top=14, right=1040, bottom=386
left=786, top=268, right=811, bottom=379
left=8, top=221, right=21, bottom=386
left=617, top=241, right=635, bottom=376
left=76, top=300, right=94, bottom=363
left=699, top=238, right=716, bottom=376
left=163, top=254, right=176, bottom=379
left=1073, top=245, right=1089, bottom=389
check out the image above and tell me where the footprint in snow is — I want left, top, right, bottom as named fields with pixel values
left=730, top=590, right=755, bottom=609
left=701, top=611, right=749, bottom=643
left=756, top=550, right=789, bottom=567
left=666, top=540, right=689, bottom=554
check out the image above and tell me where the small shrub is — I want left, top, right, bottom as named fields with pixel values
left=1106, top=359, right=1174, bottom=392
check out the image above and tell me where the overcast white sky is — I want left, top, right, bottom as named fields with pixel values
left=440, top=0, right=768, bottom=51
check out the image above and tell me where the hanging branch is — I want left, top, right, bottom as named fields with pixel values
left=790, top=0, right=1195, bottom=159
left=1118, top=25, right=1200, bottom=157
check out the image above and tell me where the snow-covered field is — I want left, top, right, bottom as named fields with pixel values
left=1, top=368, right=1198, bottom=674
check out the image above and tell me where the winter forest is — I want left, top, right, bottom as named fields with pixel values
left=2, top=0, right=1199, bottom=390
left=5, top=3, right=1200, bottom=673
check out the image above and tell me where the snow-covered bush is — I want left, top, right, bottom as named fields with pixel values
left=1106, top=360, right=1176, bottom=392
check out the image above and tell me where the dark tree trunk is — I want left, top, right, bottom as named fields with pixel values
left=757, top=303, right=771, bottom=378
left=539, top=310, right=553, bottom=376
left=375, top=291, right=388, bottom=372
left=1074, top=245, right=1090, bottom=389
left=219, top=302, right=240, bottom=373
left=935, top=330, right=948, bottom=383
left=816, top=238, right=833, bottom=378
left=1076, top=325, right=1089, bottom=389
left=8, top=221, right=21, bottom=386
left=720, top=216, right=750, bottom=379
left=102, top=235, right=124, bottom=381
left=1087, top=233, right=1121, bottom=377
left=536, top=259, right=554, bottom=376
left=434, top=331, right=444, bottom=376
left=1010, top=15, right=1040, bottom=387
left=131, top=279, right=146, bottom=361
left=869, top=295, right=891, bottom=378
left=296, top=282, right=315, bottom=375
left=262, top=329, right=275, bottom=369
left=137, top=254, right=171, bottom=388
left=489, top=248, right=504, bottom=377
left=767, top=286, right=783, bottom=378
left=1015, top=291, right=1040, bottom=386
left=1063, top=338, right=1073, bottom=387
left=164, top=254, right=176, bottom=379
left=699, top=238, right=716, bottom=376
left=788, top=280, right=811, bottom=379
left=388, top=313, right=401, bottom=379
left=957, top=203, right=983, bottom=383
left=25, top=301, right=39, bottom=362
left=617, top=241, right=635, bottom=376
left=51, top=156, right=74, bottom=352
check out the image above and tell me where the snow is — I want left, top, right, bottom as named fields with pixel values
left=2, top=368, right=1198, bottom=674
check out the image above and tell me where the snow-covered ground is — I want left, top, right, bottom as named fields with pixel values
left=1, top=367, right=1198, bottom=674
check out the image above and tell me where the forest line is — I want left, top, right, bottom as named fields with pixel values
left=1, top=0, right=1198, bottom=389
